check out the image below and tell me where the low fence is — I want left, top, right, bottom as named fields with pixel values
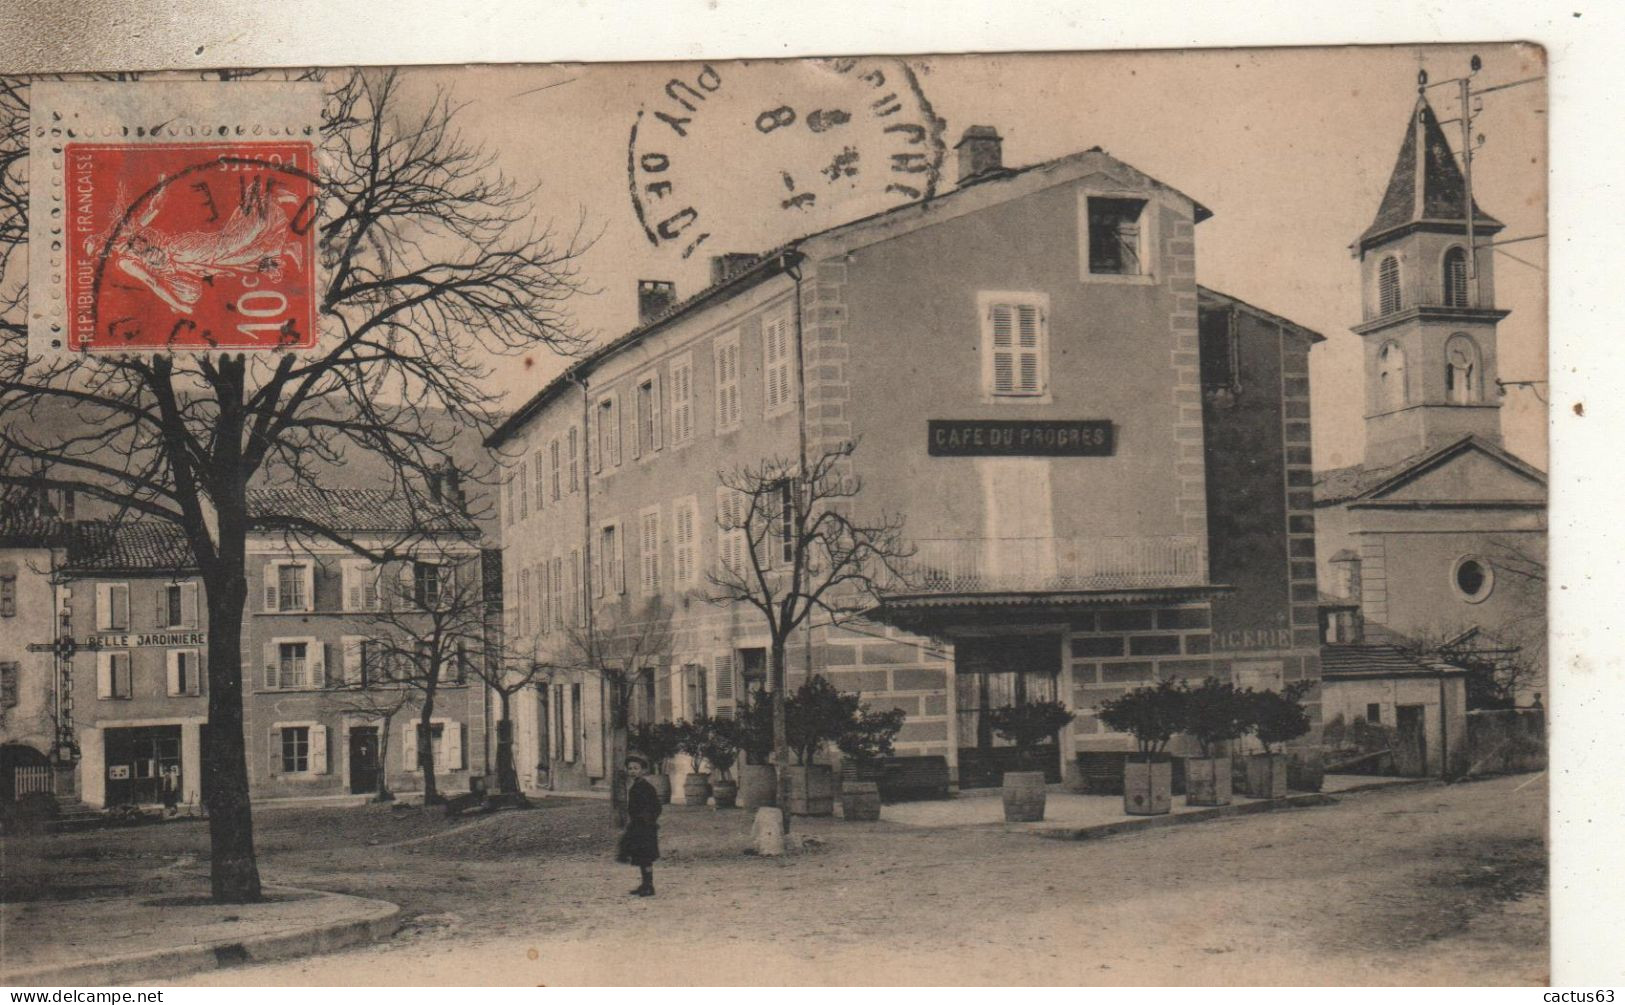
left=1465, top=708, right=1546, bottom=776
left=14, top=765, right=56, bottom=798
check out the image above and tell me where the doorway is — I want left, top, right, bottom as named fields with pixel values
left=349, top=726, right=381, bottom=794
left=103, top=725, right=181, bottom=806
left=1395, top=704, right=1428, bottom=777
left=954, top=635, right=1063, bottom=788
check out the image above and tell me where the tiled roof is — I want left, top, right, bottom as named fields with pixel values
left=66, top=521, right=195, bottom=573
left=1358, top=96, right=1503, bottom=250
left=0, top=512, right=72, bottom=547
left=1321, top=644, right=1465, bottom=678
left=1313, top=434, right=1547, bottom=506
left=247, top=487, right=480, bottom=536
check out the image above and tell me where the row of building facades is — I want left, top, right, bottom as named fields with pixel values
left=0, top=94, right=1545, bottom=807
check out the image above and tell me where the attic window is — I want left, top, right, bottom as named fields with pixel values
left=1086, top=197, right=1146, bottom=276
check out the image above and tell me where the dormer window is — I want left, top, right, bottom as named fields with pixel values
left=1086, top=197, right=1146, bottom=276
left=1377, top=256, right=1402, bottom=315
left=1442, top=247, right=1470, bottom=307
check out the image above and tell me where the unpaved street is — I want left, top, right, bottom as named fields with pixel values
left=167, top=774, right=1545, bottom=986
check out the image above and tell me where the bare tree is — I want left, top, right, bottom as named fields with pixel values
left=357, top=547, right=488, bottom=805
left=558, top=596, right=674, bottom=828
left=0, top=71, right=588, bottom=901
left=706, top=440, right=913, bottom=819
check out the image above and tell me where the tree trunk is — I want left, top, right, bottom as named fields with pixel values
left=202, top=546, right=262, bottom=902
left=609, top=682, right=629, bottom=829
left=495, top=689, right=519, bottom=795
left=418, top=690, right=440, bottom=804
left=375, top=713, right=395, bottom=802
left=771, top=639, right=790, bottom=830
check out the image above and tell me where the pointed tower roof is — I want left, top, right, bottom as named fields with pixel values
left=1358, top=95, right=1503, bottom=252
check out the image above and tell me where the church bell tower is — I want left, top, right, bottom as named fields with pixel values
left=1352, top=89, right=1512, bottom=468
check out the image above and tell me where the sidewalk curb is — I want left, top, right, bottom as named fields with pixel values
left=0, top=887, right=400, bottom=987
left=1035, top=791, right=1338, bottom=842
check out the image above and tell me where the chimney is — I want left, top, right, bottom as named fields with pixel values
left=637, top=280, right=677, bottom=325
left=709, top=253, right=759, bottom=287
left=955, top=125, right=1004, bottom=186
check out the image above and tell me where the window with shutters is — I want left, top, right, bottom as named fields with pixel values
left=342, top=560, right=381, bottom=612
left=167, top=648, right=202, bottom=696
left=413, top=562, right=446, bottom=609
left=98, top=651, right=132, bottom=699
left=276, top=563, right=311, bottom=612
left=598, top=522, right=625, bottom=596
left=567, top=427, right=579, bottom=491
left=634, top=373, right=661, bottom=458
left=278, top=641, right=311, bottom=689
left=669, top=353, right=695, bottom=446
left=979, top=292, right=1049, bottom=400
left=712, top=652, right=737, bottom=719
left=639, top=506, right=661, bottom=595
left=1085, top=196, right=1148, bottom=276
left=715, top=487, right=747, bottom=577
left=160, top=582, right=198, bottom=629
left=773, top=481, right=794, bottom=566
left=672, top=496, right=699, bottom=588
left=0, top=575, right=15, bottom=617
left=550, top=439, right=562, bottom=500
left=683, top=663, right=707, bottom=720
left=596, top=394, right=622, bottom=471
left=762, top=310, right=794, bottom=416
left=0, top=662, right=18, bottom=708
left=280, top=726, right=311, bottom=773
left=532, top=450, right=547, bottom=511
left=714, top=332, right=742, bottom=432
left=97, top=582, right=130, bottom=631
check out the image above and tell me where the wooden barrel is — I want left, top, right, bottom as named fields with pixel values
left=1001, top=771, right=1048, bottom=822
left=712, top=779, right=739, bottom=809
left=682, top=773, right=712, bottom=806
left=1244, top=754, right=1287, bottom=798
left=840, top=781, right=881, bottom=821
left=786, top=765, right=834, bottom=816
left=739, top=764, right=777, bottom=808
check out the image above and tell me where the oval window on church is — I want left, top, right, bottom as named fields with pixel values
left=1452, top=555, right=1495, bottom=604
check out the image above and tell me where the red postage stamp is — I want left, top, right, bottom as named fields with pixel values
left=63, top=142, right=319, bottom=352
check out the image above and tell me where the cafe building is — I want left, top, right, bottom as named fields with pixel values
left=488, top=127, right=1324, bottom=791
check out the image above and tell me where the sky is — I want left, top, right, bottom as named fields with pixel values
left=402, top=44, right=1548, bottom=472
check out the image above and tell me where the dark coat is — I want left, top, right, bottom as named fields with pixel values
left=617, top=776, right=662, bottom=866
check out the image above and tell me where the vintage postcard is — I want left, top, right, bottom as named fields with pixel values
left=0, top=41, right=1553, bottom=988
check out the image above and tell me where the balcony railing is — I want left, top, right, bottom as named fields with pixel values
left=1364, top=277, right=1493, bottom=322
left=896, top=535, right=1208, bottom=594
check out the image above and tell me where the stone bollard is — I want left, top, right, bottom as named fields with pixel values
left=752, top=806, right=786, bottom=856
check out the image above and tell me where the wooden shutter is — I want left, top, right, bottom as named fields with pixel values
left=520, top=568, right=532, bottom=636
left=713, top=652, right=737, bottom=719
left=592, top=403, right=604, bottom=473
left=641, top=509, right=659, bottom=594
left=263, top=563, right=279, bottom=612
left=614, top=524, right=626, bottom=594
left=657, top=666, right=674, bottom=722
left=166, top=649, right=182, bottom=696
left=310, top=725, right=329, bottom=774
left=534, top=450, right=547, bottom=508
left=583, top=682, right=604, bottom=776
left=631, top=386, right=644, bottom=461
left=651, top=373, right=663, bottom=451
left=990, top=303, right=1015, bottom=394
left=1017, top=304, right=1043, bottom=394
left=156, top=585, right=169, bottom=628
left=443, top=721, right=464, bottom=770
left=269, top=728, right=282, bottom=775
left=112, top=654, right=131, bottom=699
left=301, top=564, right=316, bottom=613
left=341, top=636, right=365, bottom=684
left=610, top=396, right=622, bottom=466
left=263, top=642, right=279, bottom=689
left=97, top=651, right=113, bottom=698
left=182, top=582, right=199, bottom=628
left=550, top=441, right=561, bottom=500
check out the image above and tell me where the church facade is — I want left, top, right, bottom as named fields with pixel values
left=1314, top=90, right=1547, bottom=774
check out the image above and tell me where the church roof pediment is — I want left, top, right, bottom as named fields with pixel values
left=1314, top=435, right=1547, bottom=507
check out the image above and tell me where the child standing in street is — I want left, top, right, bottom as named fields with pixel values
left=617, top=753, right=662, bottom=897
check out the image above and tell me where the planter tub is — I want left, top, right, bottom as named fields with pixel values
left=711, top=779, right=739, bottom=809
left=739, top=763, right=777, bottom=809
left=1244, top=753, right=1288, bottom=799
left=682, top=772, right=713, bottom=807
left=840, top=781, right=882, bottom=821
left=1001, top=771, right=1048, bottom=822
left=651, top=772, right=673, bottom=804
left=785, top=764, right=835, bottom=817
left=1185, top=756, right=1232, bottom=807
left=1123, top=759, right=1173, bottom=816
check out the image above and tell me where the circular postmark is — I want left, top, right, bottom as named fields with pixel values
left=627, top=58, right=946, bottom=259
left=66, top=142, right=319, bottom=352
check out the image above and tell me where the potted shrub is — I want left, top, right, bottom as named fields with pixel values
left=703, top=716, right=742, bottom=809
left=630, top=721, right=680, bottom=803
left=674, top=718, right=714, bottom=806
left=1096, top=679, right=1187, bottom=816
left=737, top=691, right=778, bottom=809
left=1182, top=677, right=1252, bottom=807
left=782, top=676, right=908, bottom=816
left=985, top=700, right=1075, bottom=822
left=1243, top=682, right=1313, bottom=798
left=836, top=706, right=906, bottom=822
